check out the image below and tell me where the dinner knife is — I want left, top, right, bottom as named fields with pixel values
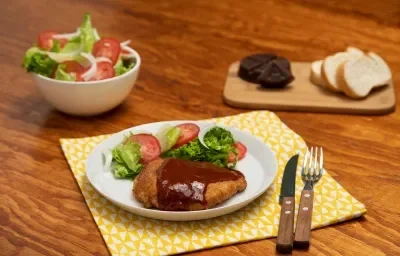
left=276, top=154, right=299, bottom=254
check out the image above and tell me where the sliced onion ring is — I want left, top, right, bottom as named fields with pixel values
left=52, top=29, right=80, bottom=40
left=121, top=45, right=138, bottom=59
left=95, top=57, right=112, bottom=64
left=80, top=52, right=97, bottom=81
left=120, top=40, right=131, bottom=47
left=47, top=51, right=80, bottom=63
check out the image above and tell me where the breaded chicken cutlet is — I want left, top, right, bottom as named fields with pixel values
left=133, top=158, right=247, bottom=211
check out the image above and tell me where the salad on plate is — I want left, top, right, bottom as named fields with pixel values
left=108, top=123, right=248, bottom=179
left=22, top=13, right=137, bottom=82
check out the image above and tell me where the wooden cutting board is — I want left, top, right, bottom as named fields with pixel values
left=223, top=61, right=396, bottom=115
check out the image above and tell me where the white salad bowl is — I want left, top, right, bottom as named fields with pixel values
left=33, top=51, right=141, bottom=116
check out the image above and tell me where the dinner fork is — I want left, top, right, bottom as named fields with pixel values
left=294, top=147, right=323, bottom=249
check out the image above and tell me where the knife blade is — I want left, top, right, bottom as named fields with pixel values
left=279, top=154, right=299, bottom=204
left=276, top=153, right=299, bottom=254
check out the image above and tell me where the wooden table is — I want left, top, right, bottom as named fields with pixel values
left=1, top=1, right=400, bottom=255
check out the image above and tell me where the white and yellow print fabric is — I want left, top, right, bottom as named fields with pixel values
left=60, top=111, right=366, bottom=256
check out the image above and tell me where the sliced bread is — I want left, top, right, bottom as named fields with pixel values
left=346, top=46, right=364, bottom=57
left=310, top=60, right=325, bottom=87
left=340, top=55, right=389, bottom=99
left=321, top=52, right=361, bottom=92
left=367, top=52, right=392, bottom=84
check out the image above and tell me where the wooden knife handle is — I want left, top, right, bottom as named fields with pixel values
left=294, top=190, right=314, bottom=249
left=276, top=196, right=295, bottom=254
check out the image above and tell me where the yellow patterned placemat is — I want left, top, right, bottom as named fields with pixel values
left=60, top=111, right=366, bottom=256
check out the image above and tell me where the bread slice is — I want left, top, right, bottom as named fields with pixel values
left=336, top=47, right=365, bottom=92
left=310, top=60, right=325, bottom=87
left=367, top=52, right=392, bottom=84
left=321, top=52, right=361, bottom=92
left=340, top=55, right=390, bottom=99
left=311, top=47, right=363, bottom=89
left=346, top=46, right=364, bottom=57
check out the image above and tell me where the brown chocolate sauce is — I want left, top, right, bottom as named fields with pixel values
left=156, top=158, right=243, bottom=211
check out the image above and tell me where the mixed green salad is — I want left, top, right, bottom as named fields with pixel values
left=22, top=13, right=137, bottom=82
left=109, top=123, right=248, bottom=179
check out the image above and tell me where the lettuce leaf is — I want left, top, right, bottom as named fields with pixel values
left=165, top=127, right=181, bottom=149
left=162, top=127, right=238, bottom=168
left=50, top=40, right=61, bottom=53
left=204, top=127, right=235, bottom=151
left=114, top=58, right=136, bottom=76
left=111, top=140, right=143, bottom=179
left=155, top=125, right=181, bottom=152
left=22, top=47, right=57, bottom=77
left=60, top=42, right=81, bottom=53
left=54, top=64, right=75, bottom=81
left=79, top=13, right=96, bottom=53
left=68, top=36, right=81, bottom=43
left=162, top=138, right=235, bottom=168
left=112, top=163, right=136, bottom=179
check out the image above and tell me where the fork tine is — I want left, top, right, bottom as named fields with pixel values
left=301, top=149, right=309, bottom=177
left=308, top=147, right=314, bottom=179
left=313, top=147, right=318, bottom=179
left=319, top=147, right=324, bottom=178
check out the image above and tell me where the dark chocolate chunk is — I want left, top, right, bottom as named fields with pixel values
left=275, top=57, right=291, bottom=72
left=238, top=54, right=276, bottom=83
left=238, top=53, right=294, bottom=88
left=258, top=59, right=294, bottom=88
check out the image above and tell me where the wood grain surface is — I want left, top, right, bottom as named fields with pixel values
left=294, top=190, right=314, bottom=249
left=276, top=197, right=296, bottom=254
left=1, top=0, right=400, bottom=255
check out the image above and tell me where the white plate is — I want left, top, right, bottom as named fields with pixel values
left=85, top=121, right=277, bottom=221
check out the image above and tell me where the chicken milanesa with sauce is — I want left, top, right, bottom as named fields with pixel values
left=133, top=158, right=247, bottom=211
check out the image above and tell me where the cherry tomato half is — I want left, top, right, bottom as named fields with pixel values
left=173, top=123, right=200, bottom=148
left=37, top=31, right=67, bottom=50
left=92, top=38, right=121, bottom=65
left=228, top=142, right=247, bottom=162
left=76, top=61, right=115, bottom=82
left=127, top=134, right=162, bottom=163
left=64, top=61, right=85, bottom=73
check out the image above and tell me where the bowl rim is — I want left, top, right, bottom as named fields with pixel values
left=35, top=49, right=141, bottom=86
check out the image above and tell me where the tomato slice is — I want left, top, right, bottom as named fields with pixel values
left=50, top=61, right=84, bottom=79
left=235, top=142, right=247, bottom=160
left=75, top=74, right=85, bottom=82
left=228, top=142, right=247, bottom=162
left=63, top=61, right=85, bottom=73
left=127, top=134, right=161, bottom=163
left=76, top=62, right=115, bottom=81
left=173, top=123, right=200, bottom=148
left=92, top=38, right=121, bottom=65
left=92, top=62, right=115, bottom=80
left=37, top=31, right=67, bottom=50
left=62, top=61, right=85, bottom=81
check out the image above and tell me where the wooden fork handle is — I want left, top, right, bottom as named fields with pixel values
left=294, top=190, right=314, bottom=249
left=276, top=196, right=295, bottom=254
